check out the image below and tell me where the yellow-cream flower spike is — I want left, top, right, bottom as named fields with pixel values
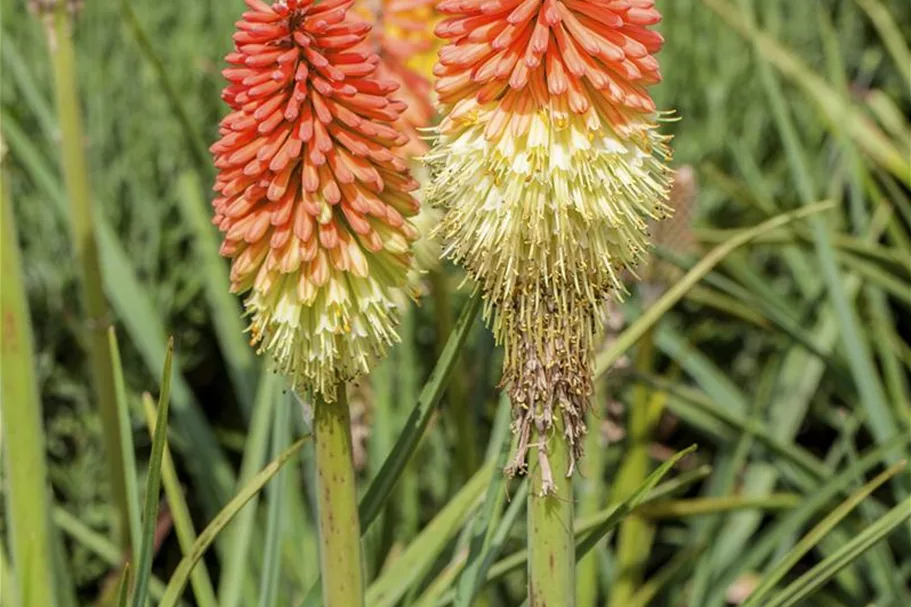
left=425, top=0, right=672, bottom=489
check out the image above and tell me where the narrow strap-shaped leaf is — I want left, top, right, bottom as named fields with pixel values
left=176, top=172, right=257, bottom=414
left=141, top=395, right=219, bottom=607
left=433, top=461, right=709, bottom=606
left=158, top=437, right=310, bottom=607
left=257, top=396, right=290, bottom=607
left=366, top=463, right=495, bottom=607
left=0, top=163, right=56, bottom=607
left=741, top=460, right=909, bottom=607
left=699, top=0, right=909, bottom=183
left=764, top=497, right=911, bottom=607
left=108, top=329, right=142, bottom=569
left=116, top=566, right=132, bottom=607
left=577, top=445, right=698, bottom=558
left=359, top=293, right=482, bottom=528
left=218, top=371, right=278, bottom=607
left=704, top=434, right=910, bottom=606
left=454, top=394, right=512, bottom=606
left=293, top=294, right=482, bottom=607
left=131, top=339, right=174, bottom=607
left=595, top=201, right=835, bottom=377
left=51, top=508, right=170, bottom=602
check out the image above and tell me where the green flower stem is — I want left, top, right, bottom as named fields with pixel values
left=46, top=5, right=131, bottom=551
left=528, top=415, right=575, bottom=607
left=1, top=169, right=56, bottom=607
left=314, top=385, right=364, bottom=607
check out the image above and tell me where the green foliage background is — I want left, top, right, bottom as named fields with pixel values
left=1, top=0, right=909, bottom=605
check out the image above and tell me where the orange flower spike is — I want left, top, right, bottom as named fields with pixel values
left=213, top=0, right=421, bottom=400
left=426, top=0, right=672, bottom=481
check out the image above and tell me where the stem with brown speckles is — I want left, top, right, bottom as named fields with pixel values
left=314, top=384, right=364, bottom=607
left=528, top=414, right=575, bottom=607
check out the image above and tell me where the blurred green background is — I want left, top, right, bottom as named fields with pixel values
left=1, top=0, right=910, bottom=605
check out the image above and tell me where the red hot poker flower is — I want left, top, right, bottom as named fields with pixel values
left=426, top=0, right=671, bottom=484
left=211, top=0, right=421, bottom=400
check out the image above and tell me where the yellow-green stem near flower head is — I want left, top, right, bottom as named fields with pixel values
left=1, top=170, right=56, bottom=607
left=44, top=2, right=131, bottom=552
left=527, top=414, right=575, bottom=607
left=314, top=384, right=365, bottom=607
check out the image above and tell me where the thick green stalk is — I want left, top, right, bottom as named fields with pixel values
left=527, top=415, right=575, bottom=607
left=314, top=385, right=364, bottom=606
left=1, top=173, right=56, bottom=607
left=45, top=5, right=130, bottom=550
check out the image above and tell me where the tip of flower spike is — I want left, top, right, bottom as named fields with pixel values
left=246, top=272, right=401, bottom=400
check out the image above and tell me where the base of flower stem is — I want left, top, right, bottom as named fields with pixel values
left=314, top=384, right=365, bottom=607
left=527, top=415, right=576, bottom=607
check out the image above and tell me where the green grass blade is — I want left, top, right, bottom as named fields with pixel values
left=0, top=535, right=18, bottom=607
left=412, top=390, right=523, bottom=606
left=414, top=479, right=529, bottom=607
left=158, top=436, right=311, bottom=607
left=704, top=434, right=911, bottom=606
left=0, top=172, right=56, bottom=607
left=0, top=111, right=236, bottom=517
left=141, top=395, right=219, bottom=607
left=108, top=328, right=142, bottom=566
left=46, top=3, right=132, bottom=553
left=837, top=251, right=911, bottom=310
left=752, top=5, right=904, bottom=476
left=359, top=292, right=482, bottom=528
left=854, top=0, right=911, bottom=89
left=627, top=544, right=706, bottom=607
left=116, top=565, right=132, bottom=607
left=0, top=37, right=55, bottom=143
left=218, top=371, right=278, bottom=607
left=700, top=0, right=909, bottom=183
left=635, top=373, right=827, bottom=481
left=49, top=499, right=78, bottom=607
left=577, top=445, right=698, bottom=558
left=51, top=508, right=171, bottom=603
left=366, top=463, right=494, bottom=607
left=868, top=290, right=911, bottom=421
left=764, top=497, right=911, bottom=607
left=131, top=338, right=175, bottom=607
left=118, top=0, right=211, bottom=175
left=577, top=393, right=611, bottom=607
left=742, top=460, right=908, bottom=607
left=636, top=495, right=800, bottom=518
left=433, top=465, right=710, bottom=606
left=595, top=200, right=835, bottom=376
left=610, top=335, right=668, bottom=604
left=453, top=394, right=512, bottom=607
left=257, top=396, right=290, bottom=607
